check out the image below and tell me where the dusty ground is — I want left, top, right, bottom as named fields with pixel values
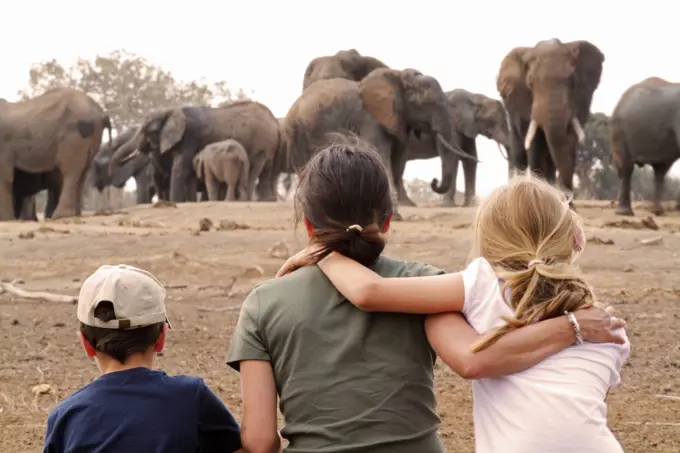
left=0, top=199, right=678, bottom=452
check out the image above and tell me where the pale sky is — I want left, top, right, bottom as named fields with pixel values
left=2, top=1, right=677, bottom=195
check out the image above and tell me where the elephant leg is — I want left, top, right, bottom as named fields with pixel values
left=651, top=162, right=671, bottom=216
left=134, top=172, right=152, bottom=204
left=203, top=170, right=220, bottom=201
left=461, top=139, right=478, bottom=207
left=246, top=155, right=268, bottom=202
left=169, top=151, right=188, bottom=203
left=392, top=149, right=416, bottom=207
left=255, top=159, right=276, bottom=201
left=440, top=156, right=459, bottom=208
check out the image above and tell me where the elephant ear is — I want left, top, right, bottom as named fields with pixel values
left=359, top=68, right=407, bottom=142
left=566, top=40, right=605, bottom=122
left=159, top=109, right=187, bottom=154
left=496, top=46, right=533, bottom=116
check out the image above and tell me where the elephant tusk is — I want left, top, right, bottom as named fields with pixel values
left=524, top=119, right=538, bottom=150
left=120, top=148, right=141, bottom=164
left=496, top=142, right=508, bottom=160
left=572, top=117, right=586, bottom=144
left=436, top=134, right=481, bottom=163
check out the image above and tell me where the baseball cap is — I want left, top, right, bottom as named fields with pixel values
left=77, top=264, right=171, bottom=329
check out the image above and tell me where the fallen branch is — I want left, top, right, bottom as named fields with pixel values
left=656, top=394, right=680, bottom=401
left=623, top=421, right=680, bottom=427
left=197, top=304, right=241, bottom=313
left=0, top=281, right=76, bottom=304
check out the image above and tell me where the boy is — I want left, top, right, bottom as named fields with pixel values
left=43, top=264, right=244, bottom=453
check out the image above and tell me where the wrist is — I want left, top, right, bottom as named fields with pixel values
left=564, top=311, right=584, bottom=345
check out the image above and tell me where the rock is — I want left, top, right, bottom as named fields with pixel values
left=31, top=383, right=54, bottom=396
left=153, top=200, right=177, bottom=208
left=242, top=265, right=265, bottom=278
left=198, top=218, right=213, bottom=232
left=217, top=220, right=250, bottom=231
left=268, top=241, right=291, bottom=259
left=640, top=236, right=663, bottom=246
left=18, top=231, right=34, bottom=239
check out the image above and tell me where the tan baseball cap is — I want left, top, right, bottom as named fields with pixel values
left=77, top=264, right=171, bottom=329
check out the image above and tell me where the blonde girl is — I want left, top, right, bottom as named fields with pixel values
left=278, top=173, right=630, bottom=453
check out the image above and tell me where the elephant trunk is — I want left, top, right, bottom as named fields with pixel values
left=110, top=129, right=144, bottom=169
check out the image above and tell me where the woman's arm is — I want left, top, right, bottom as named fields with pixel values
left=317, top=251, right=465, bottom=313
left=239, top=360, right=282, bottom=453
left=426, top=309, right=627, bottom=379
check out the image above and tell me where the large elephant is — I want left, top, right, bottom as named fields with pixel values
left=283, top=68, right=479, bottom=219
left=497, top=38, right=604, bottom=197
left=193, top=139, right=249, bottom=201
left=400, top=89, right=511, bottom=207
left=302, top=49, right=389, bottom=92
left=0, top=87, right=112, bottom=220
left=610, top=77, right=680, bottom=216
left=110, top=101, right=280, bottom=203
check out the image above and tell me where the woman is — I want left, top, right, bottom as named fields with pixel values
left=226, top=136, right=626, bottom=453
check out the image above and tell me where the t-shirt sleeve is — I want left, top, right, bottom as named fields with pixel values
left=43, top=408, right=62, bottom=453
left=459, top=257, right=505, bottom=333
left=197, top=380, right=242, bottom=453
left=226, top=288, right=271, bottom=371
left=609, top=328, right=631, bottom=389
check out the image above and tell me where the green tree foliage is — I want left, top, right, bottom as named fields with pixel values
left=19, top=49, right=252, bottom=133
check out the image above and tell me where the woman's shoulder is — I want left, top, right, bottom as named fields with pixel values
left=375, top=255, right=446, bottom=278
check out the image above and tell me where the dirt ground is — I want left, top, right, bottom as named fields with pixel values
left=0, top=199, right=678, bottom=452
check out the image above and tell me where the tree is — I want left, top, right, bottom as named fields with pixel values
left=575, top=112, right=611, bottom=199
left=19, top=49, right=253, bottom=133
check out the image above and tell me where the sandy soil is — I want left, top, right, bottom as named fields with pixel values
left=0, top=200, right=678, bottom=453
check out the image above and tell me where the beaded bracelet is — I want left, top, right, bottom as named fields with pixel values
left=564, top=311, right=584, bottom=345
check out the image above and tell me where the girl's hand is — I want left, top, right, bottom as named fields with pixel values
left=573, top=305, right=627, bottom=344
left=275, top=244, right=324, bottom=277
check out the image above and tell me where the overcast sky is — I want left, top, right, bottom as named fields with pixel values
left=1, top=1, right=676, bottom=195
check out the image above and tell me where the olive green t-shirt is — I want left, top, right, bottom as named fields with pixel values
left=226, top=255, right=446, bottom=453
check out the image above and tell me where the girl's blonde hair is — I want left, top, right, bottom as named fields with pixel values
left=470, top=173, right=594, bottom=352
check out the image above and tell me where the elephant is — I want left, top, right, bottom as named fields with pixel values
left=400, top=89, right=511, bottom=207
left=302, top=49, right=389, bottom=92
left=193, top=139, right=249, bottom=201
left=0, top=87, right=112, bottom=220
left=91, top=126, right=157, bottom=204
left=110, top=101, right=280, bottom=203
left=496, top=38, right=604, bottom=199
left=282, top=68, right=480, bottom=220
left=610, top=77, right=680, bottom=216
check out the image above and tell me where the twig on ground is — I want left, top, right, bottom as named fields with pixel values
left=0, top=280, right=76, bottom=303
left=623, top=421, right=680, bottom=427
left=655, top=394, right=680, bottom=401
left=197, top=305, right=241, bottom=313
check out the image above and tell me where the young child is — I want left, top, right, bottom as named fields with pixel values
left=278, top=174, right=630, bottom=453
left=43, top=264, right=244, bottom=453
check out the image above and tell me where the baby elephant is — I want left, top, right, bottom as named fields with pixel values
left=193, top=139, right=250, bottom=201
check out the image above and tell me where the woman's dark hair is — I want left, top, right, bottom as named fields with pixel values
left=79, top=301, right=164, bottom=363
left=294, top=133, right=394, bottom=266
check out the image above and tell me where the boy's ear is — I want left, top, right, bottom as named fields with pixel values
left=154, top=324, right=168, bottom=353
left=78, top=332, right=97, bottom=359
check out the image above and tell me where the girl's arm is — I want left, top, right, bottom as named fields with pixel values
left=239, top=360, right=282, bottom=453
left=426, top=308, right=627, bottom=379
left=317, top=251, right=465, bottom=313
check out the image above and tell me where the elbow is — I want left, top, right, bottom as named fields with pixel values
left=459, top=361, right=482, bottom=380
left=241, top=432, right=280, bottom=453
left=353, top=282, right=380, bottom=311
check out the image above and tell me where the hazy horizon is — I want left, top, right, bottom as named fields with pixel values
left=2, top=1, right=677, bottom=195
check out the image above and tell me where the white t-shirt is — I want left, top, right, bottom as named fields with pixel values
left=460, top=257, right=630, bottom=453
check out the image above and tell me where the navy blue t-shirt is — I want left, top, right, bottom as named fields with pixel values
left=43, top=367, right=242, bottom=453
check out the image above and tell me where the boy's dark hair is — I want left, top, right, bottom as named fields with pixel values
left=79, top=301, right=164, bottom=363
left=294, top=133, right=394, bottom=267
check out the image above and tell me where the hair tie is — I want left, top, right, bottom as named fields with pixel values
left=346, top=224, right=363, bottom=233
left=527, top=259, right=543, bottom=269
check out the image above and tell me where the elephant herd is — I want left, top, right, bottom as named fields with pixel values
left=2, top=39, right=679, bottom=221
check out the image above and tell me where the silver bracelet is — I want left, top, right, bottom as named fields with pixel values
left=564, top=311, right=584, bottom=345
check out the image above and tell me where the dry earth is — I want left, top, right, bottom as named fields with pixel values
left=0, top=200, right=678, bottom=452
